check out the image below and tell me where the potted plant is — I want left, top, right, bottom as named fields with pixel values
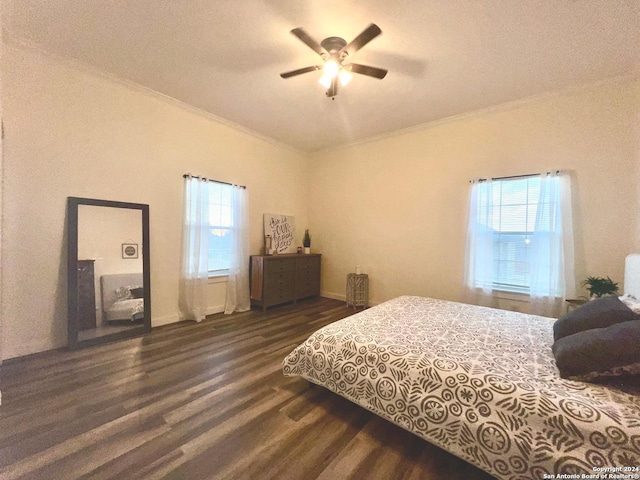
left=303, top=229, right=311, bottom=254
left=581, top=276, right=619, bottom=299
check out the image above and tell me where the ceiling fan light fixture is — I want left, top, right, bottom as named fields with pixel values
left=319, top=60, right=340, bottom=89
left=323, top=60, right=340, bottom=78
left=318, top=74, right=332, bottom=89
left=338, top=69, right=353, bottom=86
left=320, top=68, right=352, bottom=89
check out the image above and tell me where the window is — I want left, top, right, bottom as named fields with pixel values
left=206, top=182, right=233, bottom=274
left=180, top=175, right=250, bottom=320
left=484, top=175, right=540, bottom=293
left=466, top=172, right=572, bottom=299
left=183, top=179, right=234, bottom=276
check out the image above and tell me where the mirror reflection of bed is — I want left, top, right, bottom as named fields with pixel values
left=74, top=202, right=148, bottom=344
left=77, top=272, right=145, bottom=342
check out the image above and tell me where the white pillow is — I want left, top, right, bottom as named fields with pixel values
left=115, top=285, right=142, bottom=300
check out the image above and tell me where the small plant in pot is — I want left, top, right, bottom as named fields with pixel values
left=581, top=276, right=619, bottom=299
left=303, top=229, right=311, bottom=254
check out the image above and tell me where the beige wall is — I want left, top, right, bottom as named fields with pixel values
left=2, top=39, right=638, bottom=360
left=309, top=78, right=640, bottom=308
left=0, top=6, right=4, bottom=377
left=1, top=42, right=309, bottom=359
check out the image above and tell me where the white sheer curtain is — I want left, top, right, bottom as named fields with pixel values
left=464, top=179, right=498, bottom=307
left=179, top=175, right=210, bottom=322
left=529, top=171, right=575, bottom=316
left=464, top=172, right=575, bottom=317
left=224, top=185, right=250, bottom=314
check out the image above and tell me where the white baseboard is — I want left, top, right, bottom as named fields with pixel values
left=321, top=290, right=381, bottom=308
left=321, top=290, right=346, bottom=302
left=152, top=313, right=180, bottom=327
left=152, top=303, right=225, bottom=328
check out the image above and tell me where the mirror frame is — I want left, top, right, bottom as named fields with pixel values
left=67, top=197, right=151, bottom=348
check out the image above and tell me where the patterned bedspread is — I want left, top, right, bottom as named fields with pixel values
left=282, top=296, right=640, bottom=480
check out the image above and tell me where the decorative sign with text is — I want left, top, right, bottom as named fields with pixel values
left=264, top=213, right=295, bottom=254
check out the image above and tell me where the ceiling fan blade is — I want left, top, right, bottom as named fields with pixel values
left=280, top=65, right=322, bottom=79
left=290, top=28, right=325, bottom=56
left=347, top=63, right=388, bottom=79
left=342, top=23, right=382, bottom=56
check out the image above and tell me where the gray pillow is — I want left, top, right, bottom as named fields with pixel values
left=552, top=320, right=640, bottom=381
left=553, top=296, right=638, bottom=341
left=130, top=287, right=144, bottom=299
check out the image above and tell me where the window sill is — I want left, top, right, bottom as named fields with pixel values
left=492, top=289, right=530, bottom=301
left=208, top=272, right=229, bottom=284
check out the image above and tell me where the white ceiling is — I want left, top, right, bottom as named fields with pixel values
left=4, top=1, right=640, bottom=153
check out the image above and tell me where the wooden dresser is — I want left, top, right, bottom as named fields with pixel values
left=250, top=254, right=321, bottom=312
left=77, top=259, right=97, bottom=330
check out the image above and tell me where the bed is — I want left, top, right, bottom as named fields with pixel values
left=283, top=256, right=640, bottom=480
left=100, top=273, right=145, bottom=323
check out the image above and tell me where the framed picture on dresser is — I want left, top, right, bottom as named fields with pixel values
left=263, top=213, right=296, bottom=254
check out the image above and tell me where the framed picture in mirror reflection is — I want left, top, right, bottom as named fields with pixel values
left=122, top=243, right=139, bottom=259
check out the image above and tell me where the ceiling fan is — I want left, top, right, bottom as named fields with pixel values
left=280, top=23, right=388, bottom=99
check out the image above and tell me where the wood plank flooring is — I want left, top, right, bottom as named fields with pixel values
left=0, top=297, right=496, bottom=480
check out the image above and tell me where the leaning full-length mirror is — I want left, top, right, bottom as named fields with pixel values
left=67, top=197, right=151, bottom=348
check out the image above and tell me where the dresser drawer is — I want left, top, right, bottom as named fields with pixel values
left=296, top=267, right=318, bottom=281
left=264, top=258, right=296, bottom=273
left=265, top=271, right=294, bottom=292
left=295, top=279, right=320, bottom=298
left=296, top=256, right=321, bottom=272
left=264, top=289, right=295, bottom=305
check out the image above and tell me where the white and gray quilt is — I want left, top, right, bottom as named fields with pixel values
left=282, top=296, right=640, bottom=480
left=105, top=298, right=144, bottom=322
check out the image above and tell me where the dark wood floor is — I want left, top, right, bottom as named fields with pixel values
left=0, top=297, right=496, bottom=480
